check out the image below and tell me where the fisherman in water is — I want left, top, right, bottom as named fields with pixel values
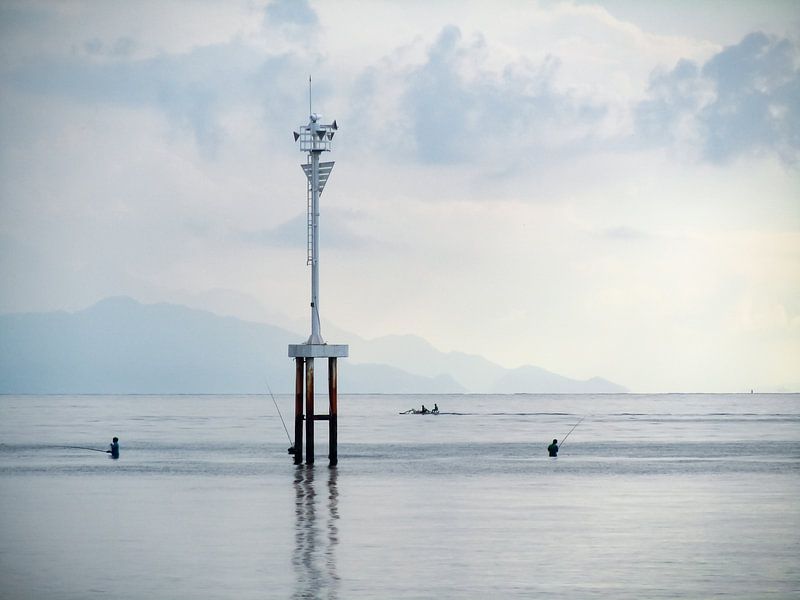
left=107, top=437, right=119, bottom=459
left=547, top=438, right=559, bottom=457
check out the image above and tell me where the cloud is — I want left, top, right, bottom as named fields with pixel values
left=1, top=38, right=309, bottom=155
left=636, top=31, right=800, bottom=163
left=0, top=3, right=48, bottom=35
left=634, top=59, right=709, bottom=145
left=347, top=25, right=610, bottom=166
left=404, top=25, right=474, bottom=163
left=264, top=0, right=318, bottom=28
left=83, top=36, right=137, bottom=58
left=701, top=32, right=799, bottom=162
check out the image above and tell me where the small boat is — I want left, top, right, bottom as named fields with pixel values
left=399, top=408, right=439, bottom=415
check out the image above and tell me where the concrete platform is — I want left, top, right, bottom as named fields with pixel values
left=288, top=343, right=349, bottom=358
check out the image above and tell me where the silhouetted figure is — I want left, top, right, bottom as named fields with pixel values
left=432, top=403, right=439, bottom=414
left=107, top=437, right=119, bottom=459
left=548, top=439, right=558, bottom=457
left=421, top=405, right=429, bottom=414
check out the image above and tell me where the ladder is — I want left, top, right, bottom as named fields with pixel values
left=306, top=162, right=313, bottom=265
left=303, top=159, right=335, bottom=265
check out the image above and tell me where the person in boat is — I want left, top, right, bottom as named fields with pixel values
left=432, top=403, right=439, bottom=414
left=547, top=439, right=558, bottom=457
left=107, top=437, right=119, bottom=459
left=421, top=405, right=429, bottom=414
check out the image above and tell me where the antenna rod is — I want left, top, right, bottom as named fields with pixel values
left=309, top=75, right=312, bottom=116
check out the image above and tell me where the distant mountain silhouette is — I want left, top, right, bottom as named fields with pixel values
left=344, top=333, right=626, bottom=394
left=344, top=334, right=506, bottom=392
left=0, top=297, right=627, bottom=394
left=490, top=366, right=624, bottom=394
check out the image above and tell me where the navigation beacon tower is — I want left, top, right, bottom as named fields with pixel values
left=288, top=82, right=348, bottom=466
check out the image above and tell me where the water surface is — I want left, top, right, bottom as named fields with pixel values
left=1, top=393, right=798, bottom=599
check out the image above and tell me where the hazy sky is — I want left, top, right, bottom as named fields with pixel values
left=1, top=0, right=798, bottom=392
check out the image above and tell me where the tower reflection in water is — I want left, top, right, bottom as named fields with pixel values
left=293, top=466, right=339, bottom=599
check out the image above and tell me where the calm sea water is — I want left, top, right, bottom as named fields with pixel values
left=1, top=393, right=798, bottom=599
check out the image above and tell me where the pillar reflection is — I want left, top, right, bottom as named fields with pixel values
left=292, top=466, right=339, bottom=599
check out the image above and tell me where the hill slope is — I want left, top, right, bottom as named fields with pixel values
left=0, top=297, right=626, bottom=394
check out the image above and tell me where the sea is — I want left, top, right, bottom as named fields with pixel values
left=0, top=393, right=798, bottom=599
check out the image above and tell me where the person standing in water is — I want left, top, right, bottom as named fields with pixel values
left=547, top=439, right=558, bottom=457
left=107, top=437, right=119, bottom=459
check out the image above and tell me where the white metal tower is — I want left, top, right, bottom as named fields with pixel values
left=287, top=81, right=348, bottom=466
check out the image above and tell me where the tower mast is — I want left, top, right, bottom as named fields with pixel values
left=294, top=80, right=338, bottom=344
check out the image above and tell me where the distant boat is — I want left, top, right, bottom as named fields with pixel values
left=399, top=408, right=440, bottom=415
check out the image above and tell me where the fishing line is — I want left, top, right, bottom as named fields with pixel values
left=559, top=416, right=585, bottom=448
left=266, top=378, right=293, bottom=446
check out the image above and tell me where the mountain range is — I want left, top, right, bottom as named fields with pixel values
left=0, top=297, right=627, bottom=394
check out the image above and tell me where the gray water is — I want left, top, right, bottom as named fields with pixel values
left=1, top=393, right=798, bottom=599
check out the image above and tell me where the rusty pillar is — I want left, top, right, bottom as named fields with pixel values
left=293, top=357, right=304, bottom=465
left=328, top=357, right=338, bottom=466
left=305, top=358, right=315, bottom=465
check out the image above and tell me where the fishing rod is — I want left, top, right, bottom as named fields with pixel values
left=61, top=446, right=108, bottom=453
left=265, top=378, right=294, bottom=452
left=559, top=416, right=585, bottom=448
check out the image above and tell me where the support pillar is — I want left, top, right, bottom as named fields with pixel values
left=305, top=358, right=315, bottom=465
left=328, top=357, right=338, bottom=466
left=293, top=357, right=304, bottom=465
left=288, top=344, right=347, bottom=468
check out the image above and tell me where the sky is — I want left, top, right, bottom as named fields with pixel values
left=0, top=0, right=798, bottom=393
